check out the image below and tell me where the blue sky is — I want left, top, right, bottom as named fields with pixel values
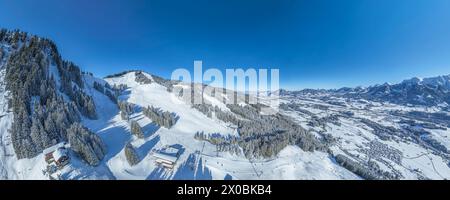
left=1, top=0, right=450, bottom=89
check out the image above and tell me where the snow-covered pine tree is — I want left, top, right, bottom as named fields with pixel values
left=124, top=142, right=140, bottom=166
left=67, top=123, right=107, bottom=166
left=130, top=120, right=144, bottom=138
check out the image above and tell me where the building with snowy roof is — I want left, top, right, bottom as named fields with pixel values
left=152, top=146, right=181, bottom=169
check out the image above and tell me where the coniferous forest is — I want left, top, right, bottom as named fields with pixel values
left=2, top=29, right=104, bottom=164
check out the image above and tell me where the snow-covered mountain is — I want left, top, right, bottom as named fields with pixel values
left=284, top=75, right=450, bottom=107
left=355, top=76, right=450, bottom=106
left=1, top=29, right=450, bottom=180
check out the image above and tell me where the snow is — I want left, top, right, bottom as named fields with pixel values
left=202, top=146, right=359, bottom=180
left=2, top=57, right=450, bottom=180
left=0, top=67, right=14, bottom=179
left=426, top=128, right=450, bottom=150
left=153, top=152, right=178, bottom=163
left=282, top=93, right=450, bottom=180
left=52, top=148, right=67, bottom=162
left=95, top=72, right=357, bottom=180
left=49, top=64, right=61, bottom=88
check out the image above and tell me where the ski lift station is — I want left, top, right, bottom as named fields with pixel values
left=152, top=145, right=182, bottom=169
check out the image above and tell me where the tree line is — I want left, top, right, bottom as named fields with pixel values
left=93, top=80, right=121, bottom=104
left=191, top=102, right=326, bottom=159
left=142, top=106, right=178, bottom=129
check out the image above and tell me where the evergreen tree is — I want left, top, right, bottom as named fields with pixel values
left=93, top=81, right=105, bottom=93
left=67, top=123, right=106, bottom=166
left=142, top=106, right=178, bottom=129
left=124, top=142, right=140, bottom=166
left=130, top=120, right=144, bottom=138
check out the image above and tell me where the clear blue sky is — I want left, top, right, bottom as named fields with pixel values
left=1, top=0, right=450, bottom=89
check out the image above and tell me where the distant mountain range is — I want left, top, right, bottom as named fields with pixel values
left=282, top=75, right=450, bottom=107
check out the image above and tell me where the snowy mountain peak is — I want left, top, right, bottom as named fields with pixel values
left=402, top=77, right=423, bottom=85
left=400, top=75, right=450, bottom=89
left=422, top=75, right=450, bottom=89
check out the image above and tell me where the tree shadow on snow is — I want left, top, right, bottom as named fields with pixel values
left=146, top=166, right=171, bottom=180
left=171, top=153, right=212, bottom=180
left=129, top=113, right=145, bottom=121
left=61, top=151, right=116, bottom=180
left=136, top=135, right=160, bottom=161
left=146, top=153, right=212, bottom=180
left=96, top=125, right=131, bottom=162
left=133, top=105, right=142, bottom=113
left=141, top=122, right=160, bottom=138
left=118, top=89, right=132, bottom=101
left=224, top=173, right=233, bottom=180
left=128, top=114, right=160, bottom=138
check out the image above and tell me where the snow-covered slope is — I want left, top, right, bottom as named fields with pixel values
left=0, top=52, right=13, bottom=179
left=87, top=71, right=356, bottom=180
left=280, top=91, right=450, bottom=179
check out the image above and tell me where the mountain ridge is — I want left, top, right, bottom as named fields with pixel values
left=282, top=74, right=450, bottom=107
